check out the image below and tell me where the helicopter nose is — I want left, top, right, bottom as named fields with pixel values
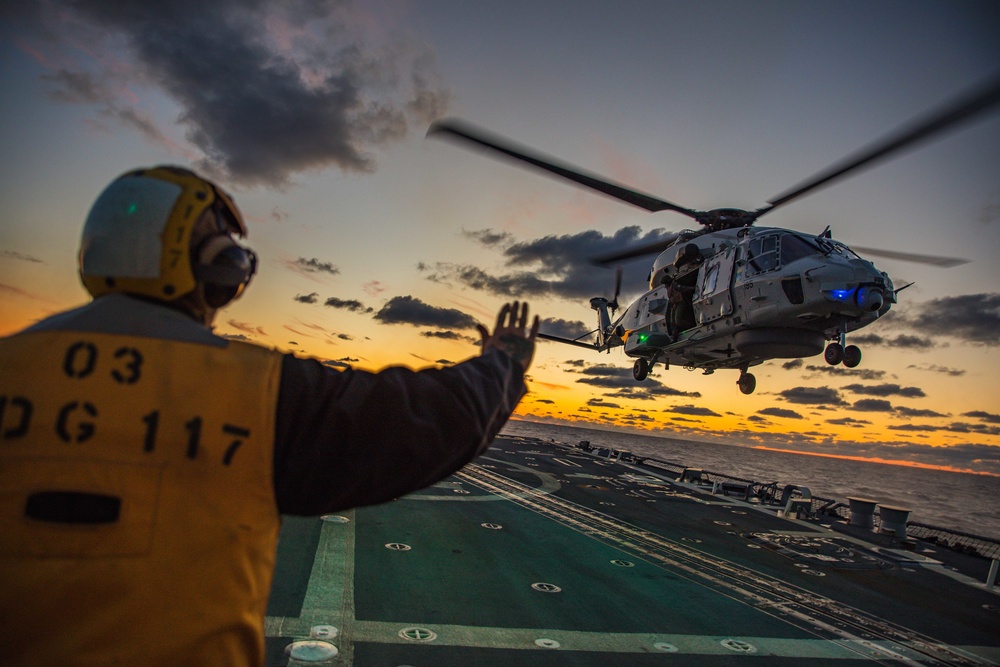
left=856, top=286, right=884, bottom=312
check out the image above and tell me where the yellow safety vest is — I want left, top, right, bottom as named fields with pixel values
left=0, top=329, right=282, bottom=666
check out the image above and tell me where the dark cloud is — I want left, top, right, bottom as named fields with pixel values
left=894, top=406, right=948, bottom=418
left=572, top=363, right=701, bottom=398
left=842, top=383, right=925, bottom=398
left=850, top=333, right=934, bottom=349
left=905, top=293, right=1000, bottom=346
left=758, top=407, right=804, bottom=419
left=668, top=404, right=721, bottom=417
left=294, top=292, right=319, bottom=304
left=462, top=229, right=514, bottom=248
left=22, top=1, right=449, bottom=186
left=964, top=410, right=1000, bottom=424
left=539, top=317, right=593, bottom=340
left=587, top=398, right=622, bottom=409
left=295, top=258, right=340, bottom=276
left=428, top=226, right=674, bottom=300
left=781, top=359, right=804, bottom=370
left=421, top=330, right=478, bottom=344
left=778, top=386, right=847, bottom=406
left=852, top=398, right=895, bottom=413
left=324, top=296, right=373, bottom=313
left=803, top=365, right=887, bottom=381
left=826, top=417, right=871, bottom=426
left=374, top=295, right=478, bottom=330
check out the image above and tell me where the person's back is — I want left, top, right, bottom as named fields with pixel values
left=0, top=296, right=283, bottom=664
left=0, top=166, right=537, bottom=665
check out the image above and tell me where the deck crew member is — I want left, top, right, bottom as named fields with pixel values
left=0, top=165, right=538, bottom=666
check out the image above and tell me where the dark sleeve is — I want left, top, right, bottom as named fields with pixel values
left=272, top=349, right=527, bottom=515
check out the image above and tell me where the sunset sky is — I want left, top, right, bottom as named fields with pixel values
left=2, top=1, right=999, bottom=474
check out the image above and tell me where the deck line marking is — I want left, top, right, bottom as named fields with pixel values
left=458, top=463, right=982, bottom=666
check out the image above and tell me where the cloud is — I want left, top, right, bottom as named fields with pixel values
left=293, top=258, right=340, bottom=276
left=907, top=363, right=966, bottom=377
left=294, top=292, right=319, bottom=304
left=22, top=2, right=451, bottom=186
left=0, top=250, right=44, bottom=263
left=226, top=319, right=266, bottom=336
left=587, top=398, right=622, bottom=409
left=850, top=333, right=935, bottom=349
left=904, top=293, right=1000, bottom=346
left=852, top=398, right=895, bottom=413
left=778, top=386, right=847, bottom=406
left=668, top=404, right=721, bottom=417
left=427, top=226, right=676, bottom=300
left=826, top=417, right=871, bottom=426
left=568, top=363, right=701, bottom=399
left=539, top=317, right=592, bottom=340
left=758, top=407, right=804, bottom=419
left=781, top=359, right=803, bottom=370
left=894, top=406, right=948, bottom=418
left=842, top=383, right=926, bottom=398
left=374, top=295, right=478, bottom=330
left=421, top=330, right=478, bottom=344
left=324, top=296, right=373, bottom=313
left=964, top=410, right=1000, bottom=424
left=802, top=365, right=887, bottom=381
left=462, top=228, right=514, bottom=248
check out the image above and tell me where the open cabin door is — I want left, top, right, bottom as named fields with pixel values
left=693, top=247, right=735, bottom=325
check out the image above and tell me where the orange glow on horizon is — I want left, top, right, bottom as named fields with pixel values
left=752, top=445, right=997, bottom=477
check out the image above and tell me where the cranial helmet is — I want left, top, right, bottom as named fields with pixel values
left=79, top=166, right=256, bottom=308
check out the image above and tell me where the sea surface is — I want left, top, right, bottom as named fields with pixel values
left=501, top=420, right=1000, bottom=541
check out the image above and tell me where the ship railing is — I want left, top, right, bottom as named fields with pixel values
left=902, top=522, right=1000, bottom=560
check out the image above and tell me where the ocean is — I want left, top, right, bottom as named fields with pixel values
left=500, top=420, right=1000, bottom=542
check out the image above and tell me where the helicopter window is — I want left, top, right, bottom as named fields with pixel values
left=780, top=234, right=820, bottom=265
left=703, top=263, right=719, bottom=295
left=746, top=234, right=779, bottom=275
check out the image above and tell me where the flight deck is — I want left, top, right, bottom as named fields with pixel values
left=264, top=436, right=1000, bottom=665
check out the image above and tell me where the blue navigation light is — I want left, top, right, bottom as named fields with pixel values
left=826, top=289, right=854, bottom=301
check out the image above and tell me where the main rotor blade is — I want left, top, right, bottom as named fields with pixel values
left=428, top=118, right=699, bottom=218
left=590, top=232, right=681, bottom=266
left=851, top=246, right=969, bottom=268
left=762, top=72, right=1000, bottom=215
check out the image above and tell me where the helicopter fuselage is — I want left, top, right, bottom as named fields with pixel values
left=596, top=226, right=894, bottom=381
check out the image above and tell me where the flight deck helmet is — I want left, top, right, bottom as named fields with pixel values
left=79, top=166, right=256, bottom=308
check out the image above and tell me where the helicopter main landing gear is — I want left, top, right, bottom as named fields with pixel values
left=825, top=333, right=862, bottom=368
left=633, top=358, right=649, bottom=381
left=737, top=370, right=756, bottom=395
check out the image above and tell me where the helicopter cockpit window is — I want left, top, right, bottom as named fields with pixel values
left=780, top=234, right=820, bottom=265
left=746, top=234, right=779, bottom=275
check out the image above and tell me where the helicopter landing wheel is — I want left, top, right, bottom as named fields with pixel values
left=633, top=358, right=650, bottom=381
left=737, top=372, right=756, bottom=395
left=843, top=344, right=862, bottom=368
left=824, top=342, right=845, bottom=365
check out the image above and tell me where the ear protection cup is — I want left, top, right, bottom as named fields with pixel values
left=194, top=235, right=258, bottom=308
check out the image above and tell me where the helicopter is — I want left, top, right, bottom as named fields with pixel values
left=429, top=74, right=1000, bottom=394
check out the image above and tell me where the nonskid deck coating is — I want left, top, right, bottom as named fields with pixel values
left=264, top=436, right=1000, bottom=665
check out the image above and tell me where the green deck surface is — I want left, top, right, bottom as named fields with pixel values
left=264, top=437, right=1000, bottom=665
